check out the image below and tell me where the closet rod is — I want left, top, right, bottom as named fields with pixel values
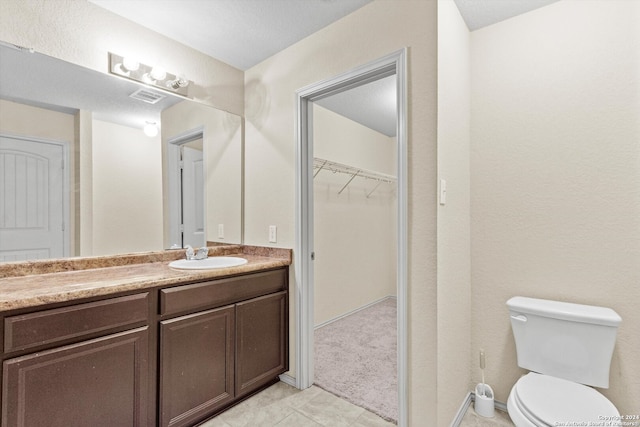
left=312, top=157, right=396, bottom=184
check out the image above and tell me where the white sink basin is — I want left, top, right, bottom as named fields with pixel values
left=169, top=256, right=248, bottom=270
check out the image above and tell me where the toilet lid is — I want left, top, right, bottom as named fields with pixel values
left=514, top=373, right=619, bottom=425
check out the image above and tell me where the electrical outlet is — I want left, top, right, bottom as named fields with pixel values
left=268, top=225, right=277, bottom=243
left=218, top=224, right=224, bottom=239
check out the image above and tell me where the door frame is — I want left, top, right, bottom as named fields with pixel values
left=294, top=49, right=408, bottom=426
left=167, top=127, right=205, bottom=248
left=0, top=132, right=70, bottom=258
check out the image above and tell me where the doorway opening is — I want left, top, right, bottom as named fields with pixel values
left=295, top=49, right=408, bottom=426
left=167, top=128, right=206, bottom=249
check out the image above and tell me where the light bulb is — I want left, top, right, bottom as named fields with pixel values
left=168, top=76, right=189, bottom=90
left=122, top=57, right=139, bottom=72
left=143, top=122, right=159, bottom=137
left=150, top=66, right=166, bottom=81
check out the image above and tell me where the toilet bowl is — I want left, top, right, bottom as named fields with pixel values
left=507, top=373, right=620, bottom=427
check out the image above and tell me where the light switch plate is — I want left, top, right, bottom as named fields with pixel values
left=269, top=225, right=277, bottom=243
left=439, top=179, right=447, bottom=205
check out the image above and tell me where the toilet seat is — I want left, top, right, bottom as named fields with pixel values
left=508, top=373, right=619, bottom=427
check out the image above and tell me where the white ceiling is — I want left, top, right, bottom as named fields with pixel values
left=88, top=0, right=373, bottom=71
left=89, top=0, right=561, bottom=72
left=315, top=75, right=397, bottom=137
left=1, top=1, right=562, bottom=136
left=453, top=0, right=560, bottom=31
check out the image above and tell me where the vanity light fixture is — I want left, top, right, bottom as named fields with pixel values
left=143, top=121, right=159, bottom=137
left=108, top=52, right=190, bottom=97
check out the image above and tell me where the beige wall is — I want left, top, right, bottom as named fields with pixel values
left=0, top=99, right=75, bottom=143
left=313, top=105, right=396, bottom=326
left=244, top=0, right=438, bottom=423
left=437, top=0, right=472, bottom=421
left=0, top=0, right=244, bottom=115
left=470, top=0, right=640, bottom=415
left=91, top=119, right=163, bottom=255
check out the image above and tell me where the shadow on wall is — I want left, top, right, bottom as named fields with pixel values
left=244, top=78, right=270, bottom=130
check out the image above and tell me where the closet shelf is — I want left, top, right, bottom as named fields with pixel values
left=313, top=157, right=397, bottom=196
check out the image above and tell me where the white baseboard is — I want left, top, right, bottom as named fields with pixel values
left=450, top=392, right=473, bottom=427
left=314, top=295, right=397, bottom=330
left=494, top=398, right=508, bottom=413
left=278, top=373, right=297, bottom=388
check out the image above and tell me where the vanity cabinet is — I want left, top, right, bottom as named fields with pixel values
left=0, top=267, right=288, bottom=427
left=158, top=269, right=288, bottom=427
left=1, top=293, right=151, bottom=427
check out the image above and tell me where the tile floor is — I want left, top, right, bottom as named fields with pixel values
left=460, top=405, right=514, bottom=426
left=199, top=381, right=514, bottom=427
left=199, top=382, right=396, bottom=427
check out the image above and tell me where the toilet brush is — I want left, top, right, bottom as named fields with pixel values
left=479, top=349, right=486, bottom=396
left=475, top=349, right=494, bottom=417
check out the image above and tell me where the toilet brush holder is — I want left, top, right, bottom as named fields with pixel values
left=474, top=383, right=495, bottom=418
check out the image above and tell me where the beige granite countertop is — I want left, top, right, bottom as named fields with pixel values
left=0, top=246, right=291, bottom=312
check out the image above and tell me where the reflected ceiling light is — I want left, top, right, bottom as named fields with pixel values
left=143, top=121, right=159, bottom=137
left=108, top=52, right=191, bottom=97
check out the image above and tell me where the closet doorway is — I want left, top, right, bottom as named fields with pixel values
left=295, top=50, right=408, bottom=427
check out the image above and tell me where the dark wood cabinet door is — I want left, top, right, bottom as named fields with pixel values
left=1, top=327, right=149, bottom=427
left=235, top=291, right=287, bottom=398
left=159, top=305, right=235, bottom=427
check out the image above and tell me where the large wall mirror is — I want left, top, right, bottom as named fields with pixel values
left=0, top=43, right=243, bottom=262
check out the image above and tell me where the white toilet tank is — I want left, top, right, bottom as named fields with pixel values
left=507, top=296, right=621, bottom=388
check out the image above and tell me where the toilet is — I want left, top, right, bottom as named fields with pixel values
left=506, top=296, right=622, bottom=427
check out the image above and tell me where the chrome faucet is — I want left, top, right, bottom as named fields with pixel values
left=195, top=246, right=209, bottom=260
left=185, top=245, right=209, bottom=260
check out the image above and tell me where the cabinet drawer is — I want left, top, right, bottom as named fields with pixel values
left=160, top=269, right=286, bottom=316
left=4, top=293, right=149, bottom=353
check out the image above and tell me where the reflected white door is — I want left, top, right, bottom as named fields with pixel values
left=0, top=136, right=66, bottom=261
left=182, top=146, right=205, bottom=248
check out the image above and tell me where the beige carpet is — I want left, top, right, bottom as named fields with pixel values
left=314, top=298, right=398, bottom=424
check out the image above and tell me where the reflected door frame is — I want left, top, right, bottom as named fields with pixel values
left=167, top=127, right=206, bottom=248
left=294, top=49, right=408, bottom=427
